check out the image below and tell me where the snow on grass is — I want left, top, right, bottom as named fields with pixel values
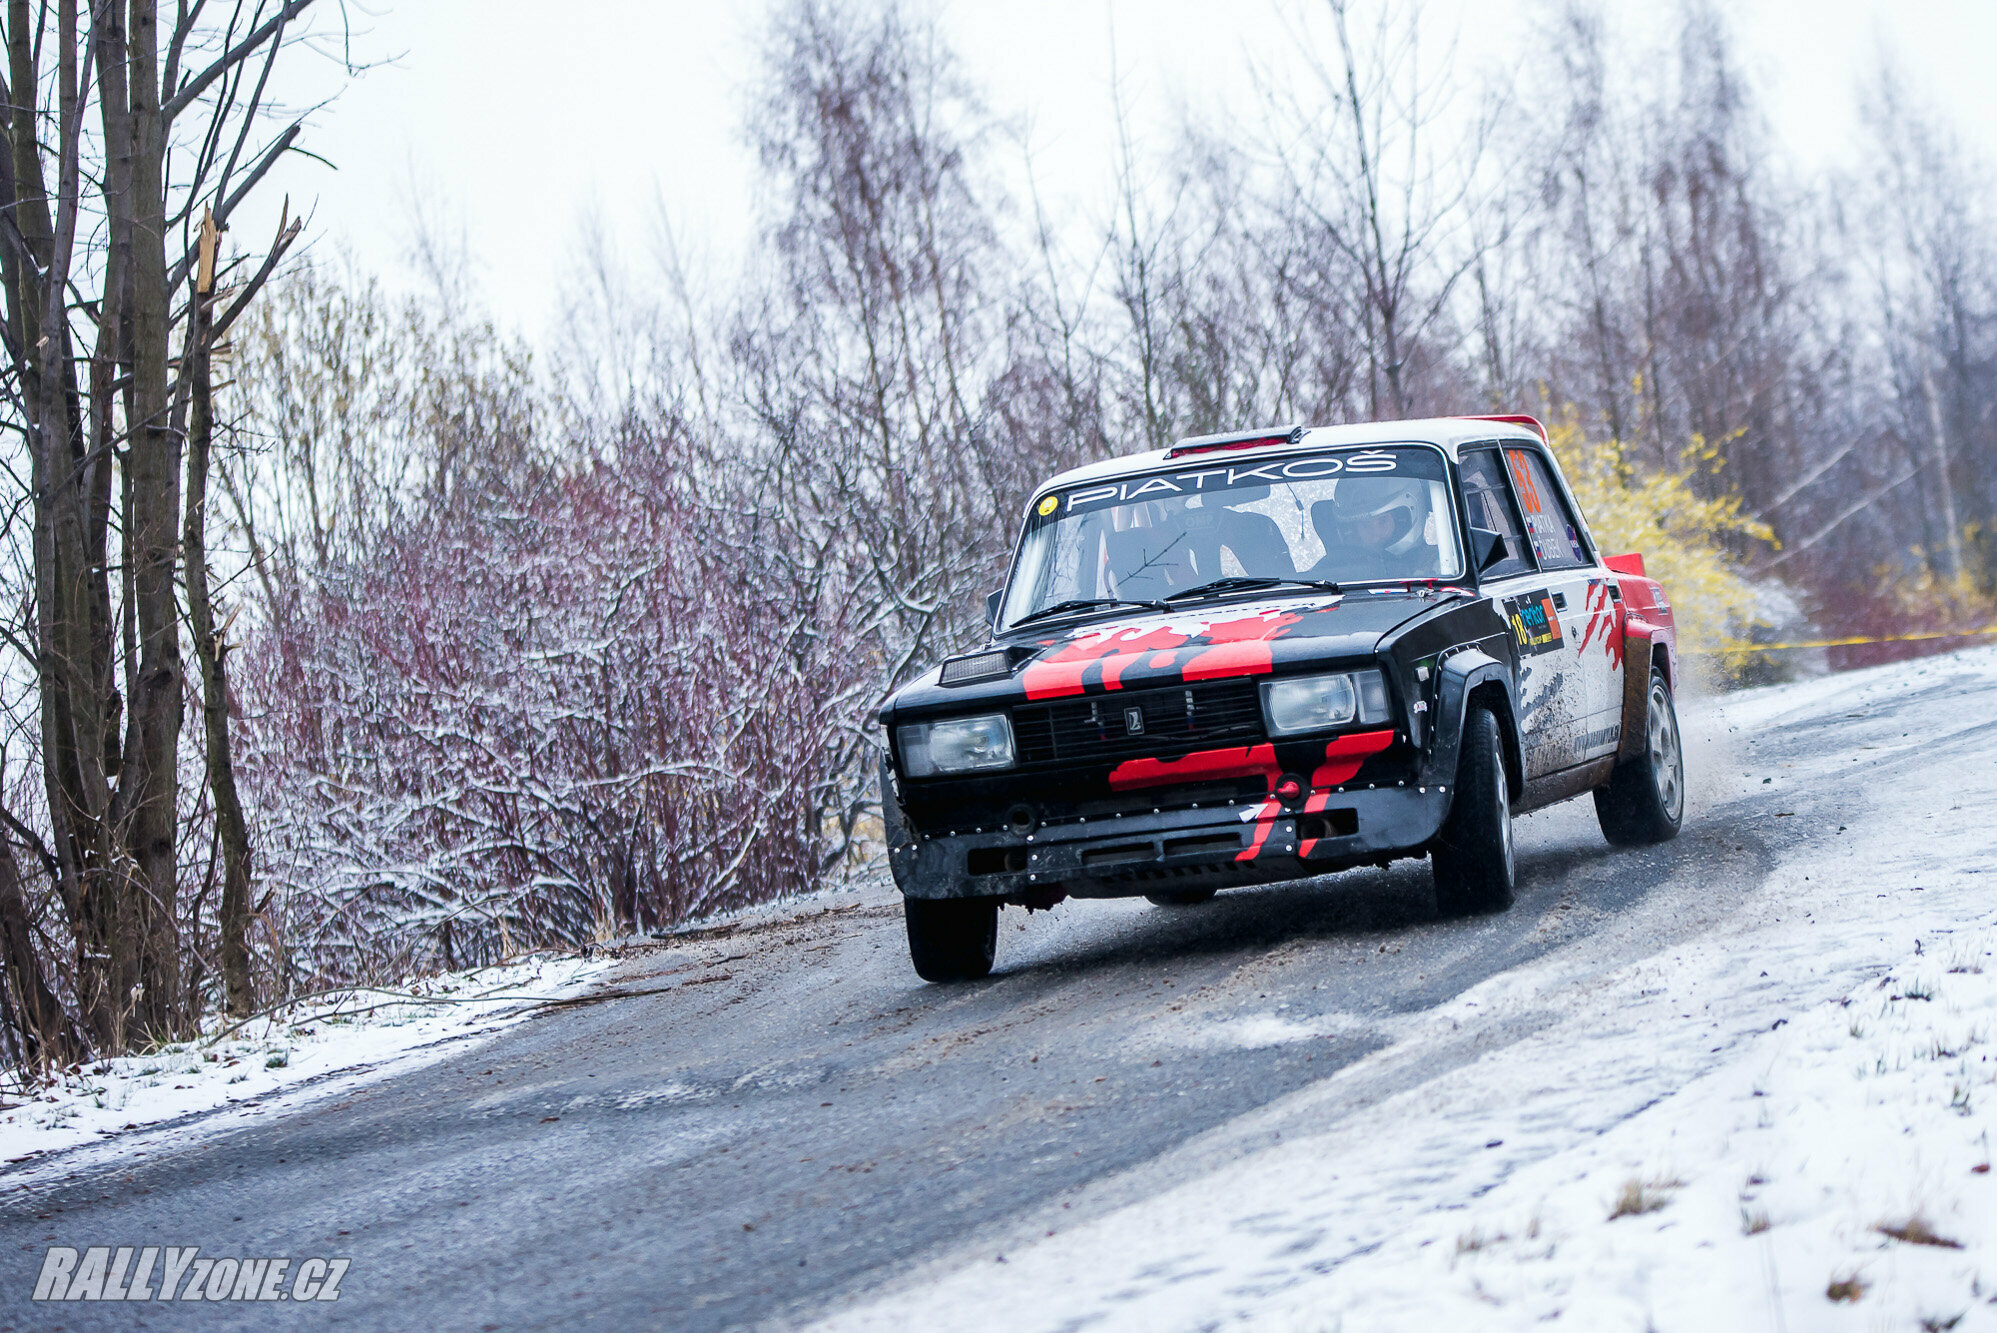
left=0, top=951, right=613, bottom=1170
left=811, top=645, right=1997, bottom=1332
left=1265, top=931, right=1997, bottom=1331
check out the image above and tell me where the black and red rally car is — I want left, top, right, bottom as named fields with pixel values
left=878, top=416, right=1685, bottom=981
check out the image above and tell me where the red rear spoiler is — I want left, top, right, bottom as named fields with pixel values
left=1166, top=434, right=1294, bottom=460
left=1458, top=413, right=1548, bottom=442
left=1604, top=552, right=1647, bottom=577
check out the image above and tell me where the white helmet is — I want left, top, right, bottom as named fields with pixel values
left=1330, top=478, right=1429, bottom=556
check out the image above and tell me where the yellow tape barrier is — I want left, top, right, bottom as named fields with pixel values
left=1694, top=624, right=1997, bottom=655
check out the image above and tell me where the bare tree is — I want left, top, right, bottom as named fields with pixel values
left=741, top=0, right=1010, bottom=691
left=1266, top=0, right=1498, bottom=419
left=1855, top=61, right=1997, bottom=592
left=0, top=0, right=325, bottom=1053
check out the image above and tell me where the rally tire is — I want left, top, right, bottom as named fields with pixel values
left=1595, top=668, right=1686, bottom=846
left=1431, top=706, right=1516, bottom=916
left=904, top=896, right=1000, bottom=982
left=1145, top=888, right=1218, bottom=907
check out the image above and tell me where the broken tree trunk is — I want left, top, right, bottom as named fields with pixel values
left=185, top=207, right=256, bottom=1018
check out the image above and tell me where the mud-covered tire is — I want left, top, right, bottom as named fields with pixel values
left=1595, top=668, right=1686, bottom=846
left=1145, top=888, right=1217, bottom=907
left=904, top=897, right=1000, bottom=982
left=1431, top=706, right=1516, bottom=916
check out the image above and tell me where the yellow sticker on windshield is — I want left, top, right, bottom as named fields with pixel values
left=1037, top=495, right=1059, bottom=516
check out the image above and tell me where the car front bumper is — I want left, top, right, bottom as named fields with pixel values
left=889, top=782, right=1454, bottom=901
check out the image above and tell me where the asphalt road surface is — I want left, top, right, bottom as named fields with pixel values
left=4, top=663, right=1974, bottom=1331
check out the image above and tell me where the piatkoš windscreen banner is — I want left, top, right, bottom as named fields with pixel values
left=1033, top=445, right=1446, bottom=520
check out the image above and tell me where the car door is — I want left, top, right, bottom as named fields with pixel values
left=1502, top=445, right=1621, bottom=764
left=1458, top=447, right=1581, bottom=777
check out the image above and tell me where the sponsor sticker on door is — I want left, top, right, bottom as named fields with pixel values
left=1505, top=591, right=1565, bottom=656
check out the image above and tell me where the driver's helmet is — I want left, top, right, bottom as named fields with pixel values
left=1328, top=477, right=1429, bottom=556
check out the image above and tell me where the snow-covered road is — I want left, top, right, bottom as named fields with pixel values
left=3, top=647, right=1992, bottom=1330
left=812, top=647, right=1997, bottom=1332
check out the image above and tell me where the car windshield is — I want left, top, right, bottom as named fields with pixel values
left=1000, top=445, right=1463, bottom=629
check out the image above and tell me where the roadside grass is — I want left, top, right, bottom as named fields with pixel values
left=1608, top=1176, right=1682, bottom=1221
left=1876, top=1214, right=1964, bottom=1249
left=1453, top=1227, right=1504, bottom=1259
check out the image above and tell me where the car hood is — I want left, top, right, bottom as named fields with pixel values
left=889, top=590, right=1450, bottom=716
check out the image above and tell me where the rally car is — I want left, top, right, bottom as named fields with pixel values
left=878, top=416, right=1685, bottom=981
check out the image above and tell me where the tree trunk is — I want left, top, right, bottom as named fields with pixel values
left=1920, top=367, right=1966, bottom=584
left=0, top=837, right=86, bottom=1067
left=184, top=209, right=256, bottom=1018
left=7, top=0, right=127, bottom=1051
left=116, top=0, right=188, bottom=1043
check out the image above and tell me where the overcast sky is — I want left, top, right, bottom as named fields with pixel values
left=241, top=0, right=1997, bottom=336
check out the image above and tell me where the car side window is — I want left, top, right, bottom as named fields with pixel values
left=1457, top=449, right=1535, bottom=579
left=1502, top=447, right=1590, bottom=570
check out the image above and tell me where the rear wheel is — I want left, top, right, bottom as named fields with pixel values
left=1431, top=706, right=1516, bottom=916
left=904, top=897, right=1000, bottom=982
left=1595, top=667, right=1685, bottom=846
left=1145, top=887, right=1217, bottom=907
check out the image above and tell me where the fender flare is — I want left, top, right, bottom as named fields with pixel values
left=1617, top=616, right=1665, bottom=763
left=1434, top=648, right=1523, bottom=799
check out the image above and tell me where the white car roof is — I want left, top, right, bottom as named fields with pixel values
left=1032, top=417, right=1546, bottom=496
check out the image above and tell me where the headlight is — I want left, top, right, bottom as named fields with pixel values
left=1261, top=670, right=1391, bottom=736
left=898, top=714, right=1016, bottom=778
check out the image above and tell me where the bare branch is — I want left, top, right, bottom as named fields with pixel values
left=161, top=0, right=312, bottom=124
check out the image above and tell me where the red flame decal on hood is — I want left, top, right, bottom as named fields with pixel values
left=1180, top=611, right=1302, bottom=682
left=1021, top=625, right=1191, bottom=699
left=1021, top=606, right=1313, bottom=699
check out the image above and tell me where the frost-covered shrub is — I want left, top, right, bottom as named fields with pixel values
left=234, top=426, right=866, bottom=983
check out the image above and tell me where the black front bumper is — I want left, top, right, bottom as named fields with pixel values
left=889, top=782, right=1454, bottom=901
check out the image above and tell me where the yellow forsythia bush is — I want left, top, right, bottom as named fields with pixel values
left=1545, top=418, right=1775, bottom=677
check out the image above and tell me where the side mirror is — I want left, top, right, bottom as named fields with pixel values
left=1470, top=526, right=1507, bottom=573
left=985, top=588, right=1003, bottom=628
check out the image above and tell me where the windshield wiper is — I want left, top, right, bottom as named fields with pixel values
left=1164, top=575, right=1344, bottom=602
left=1011, top=596, right=1172, bottom=628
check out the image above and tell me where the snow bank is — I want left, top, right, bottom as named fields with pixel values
left=0, top=951, right=612, bottom=1171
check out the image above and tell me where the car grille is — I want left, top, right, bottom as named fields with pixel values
left=1011, top=680, right=1265, bottom=765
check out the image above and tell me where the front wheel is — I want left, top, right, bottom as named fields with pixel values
left=1595, top=667, right=1685, bottom=846
left=904, top=897, right=1000, bottom=982
left=1431, top=706, right=1516, bottom=916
